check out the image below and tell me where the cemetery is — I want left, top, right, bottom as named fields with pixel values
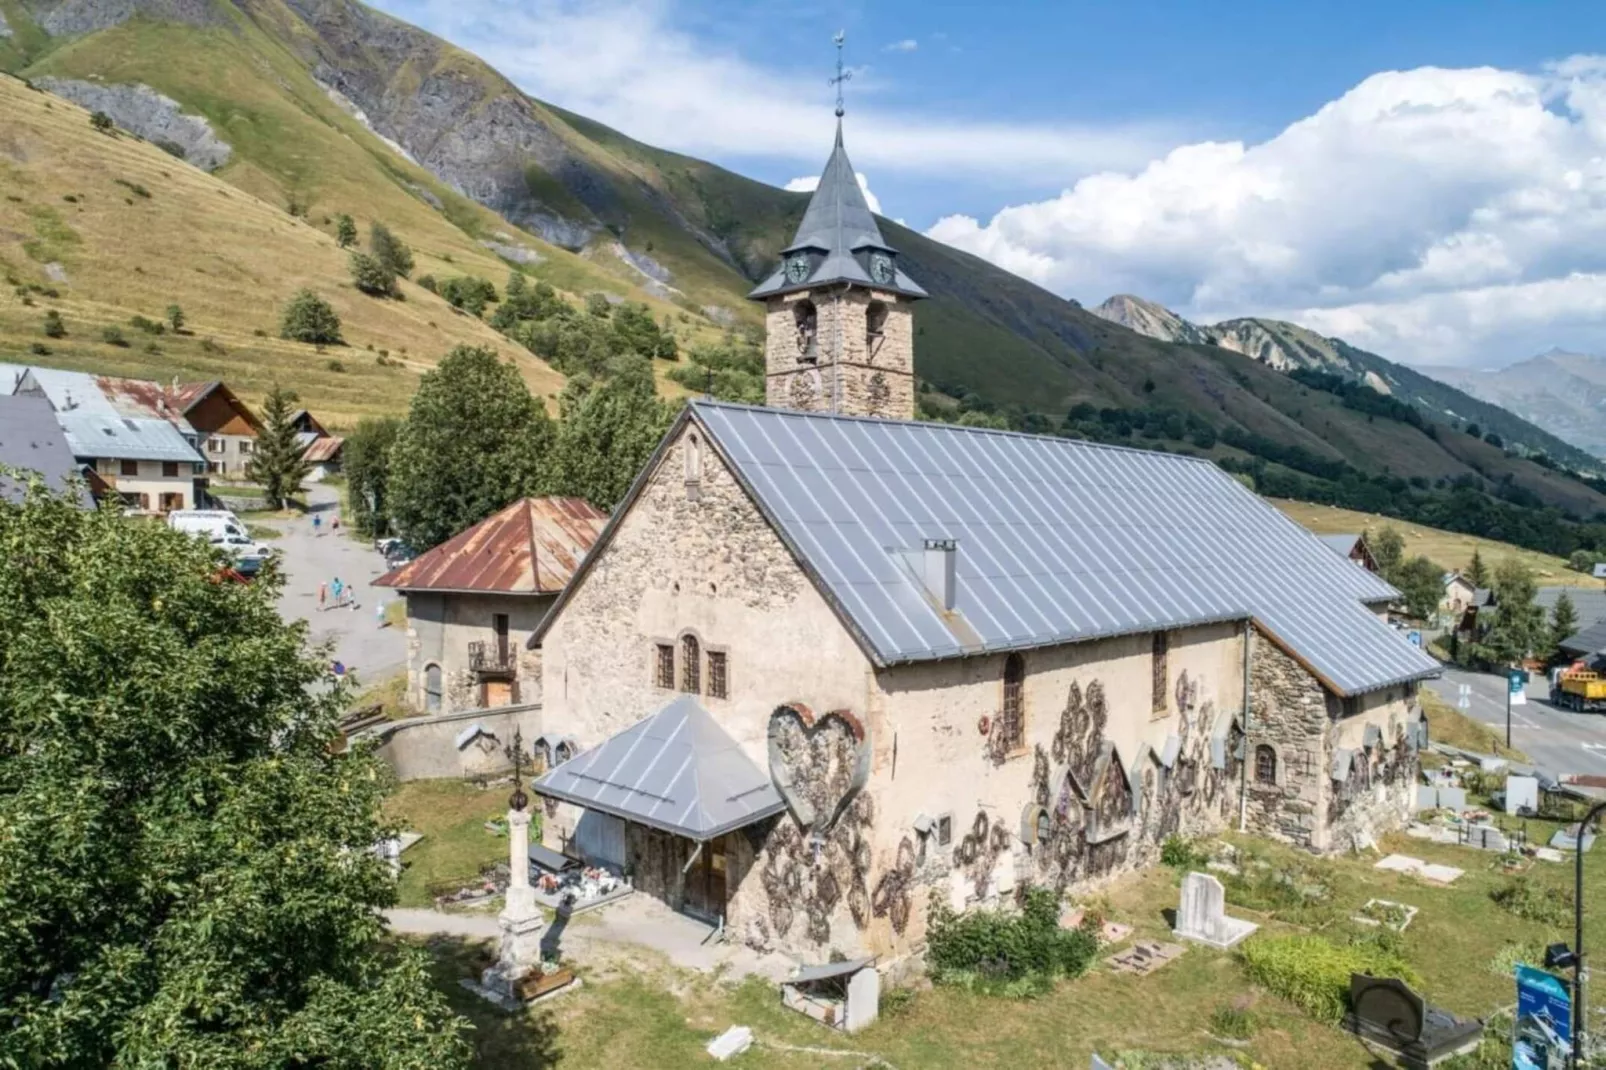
left=377, top=725, right=1602, bottom=1068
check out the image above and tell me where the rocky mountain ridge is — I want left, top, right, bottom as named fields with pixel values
left=1419, top=349, right=1606, bottom=459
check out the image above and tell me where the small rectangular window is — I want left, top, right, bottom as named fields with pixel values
left=708, top=651, right=728, bottom=699
left=1151, top=632, right=1169, bottom=714
left=162, top=461, right=180, bottom=478
left=208, top=438, right=223, bottom=453
left=120, top=459, right=139, bottom=477
left=655, top=644, right=674, bottom=689
left=680, top=634, right=701, bottom=694
left=936, top=814, right=953, bottom=847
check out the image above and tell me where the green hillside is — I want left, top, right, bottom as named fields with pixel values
left=6, top=0, right=1606, bottom=558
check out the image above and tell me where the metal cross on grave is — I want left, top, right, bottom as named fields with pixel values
left=505, top=727, right=529, bottom=812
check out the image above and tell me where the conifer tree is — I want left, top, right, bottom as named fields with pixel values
left=335, top=213, right=357, bottom=249
left=1468, top=546, right=1490, bottom=588
left=246, top=385, right=313, bottom=508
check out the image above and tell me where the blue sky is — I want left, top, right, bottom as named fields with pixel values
left=372, top=0, right=1606, bottom=366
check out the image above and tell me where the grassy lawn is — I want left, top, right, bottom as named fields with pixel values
left=385, top=779, right=519, bottom=908
left=245, top=521, right=281, bottom=540
left=1422, top=687, right=1529, bottom=762
left=405, top=807, right=1603, bottom=1069
left=1274, top=498, right=1589, bottom=588
left=351, top=671, right=408, bottom=720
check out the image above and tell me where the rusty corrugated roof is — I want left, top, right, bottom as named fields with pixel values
left=375, top=496, right=607, bottom=594
left=302, top=436, right=344, bottom=463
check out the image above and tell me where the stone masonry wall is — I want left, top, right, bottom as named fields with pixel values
left=764, top=289, right=914, bottom=419
left=1244, top=634, right=1329, bottom=848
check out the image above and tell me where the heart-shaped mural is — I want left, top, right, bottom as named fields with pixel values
left=767, top=702, right=872, bottom=833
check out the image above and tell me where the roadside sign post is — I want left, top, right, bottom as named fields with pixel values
left=1508, top=668, right=1527, bottom=751
left=1514, top=964, right=1571, bottom=1069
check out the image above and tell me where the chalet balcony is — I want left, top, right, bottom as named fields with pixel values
left=468, top=640, right=516, bottom=676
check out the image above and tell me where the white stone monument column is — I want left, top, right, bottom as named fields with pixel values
left=481, top=803, right=545, bottom=998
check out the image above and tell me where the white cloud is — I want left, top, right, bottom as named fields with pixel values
left=784, top=172, right=883, bottom=215
left=883, top=39, right=918, bottom=53
left=927, top=59, right=1606, bottom=366
left=373, top=0, right=1166, bottom=181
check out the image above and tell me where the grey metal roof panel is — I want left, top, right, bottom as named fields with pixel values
left=0, top=394, right=92, bottom=507
left=692, top=400, right=1436, bottom=696
left=533, top=694, right=785, bottom=841
left=56, top=410, right=204, bottom=463
left=1561, top=619, right=1606, bottom=656
left=1318, top=533, right=1361, bottom=556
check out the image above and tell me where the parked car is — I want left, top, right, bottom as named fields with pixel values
left=375, top=537, right=416, bottom=567
left=169, top=509, right=250, bottom=543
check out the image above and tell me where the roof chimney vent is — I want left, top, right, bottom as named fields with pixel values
left=922, top=538, right=957, bottom=612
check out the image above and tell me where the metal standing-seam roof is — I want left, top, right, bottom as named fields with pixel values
left=0, top=365, right=205, bottom=464
left=665, top=400, right=1437, bottom=697
left=375, top=496, right=607, bottom=594
left=533, top=694, right=786, bottom=841
left=0, top=393, right=93, bottom=507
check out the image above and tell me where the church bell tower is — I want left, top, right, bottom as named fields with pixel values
left=748, top=35, right=926, bottom=420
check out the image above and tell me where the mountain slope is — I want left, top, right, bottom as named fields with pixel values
left=7, top=0, right=1606, bottom=533
left=1090, top=294, right=1602, bottom=472
left=0, top=72, right=562, bottom=424
left=1421, top=350, right=1606, bottom=459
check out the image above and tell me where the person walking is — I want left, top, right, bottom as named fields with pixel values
left=318, top=582, right=327, bottom=610
left=313, top=514, right=322, bottom=535
left=331, top=576, right=344, bottom=607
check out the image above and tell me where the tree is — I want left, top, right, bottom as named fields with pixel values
left=1466, top=423, right=1482, bottom=439
left=0, top=479, right=471, bottom=1067
left=387, top=346, right=554, bottom=550
left=1393, top=555, right=1444, bottom=621
left=1570, top=549, right=1596, bottom=573
left=1551, top=592, right=1580, bottom=662
left=1485, top=431, right=1505, bottom=449
left=41, top=310, right=65, bottom=338
left=349, top=251, right=397, bottom=298
left=585, top=292, right=612, bottom=319
left=548, top=357, right=675, bottom=510
left=246, top=385, right=314, bottom=508
left=1468, top=546, right=1490, bottom=587
left=89, top=110, right=114, bottom=133
left=165, top=303, right=184, bottom=332
left=1367, top=525, right=1405, bottom=578
left=369, top=222, right=414, bottom=279
left=506, top=270, right=528, bottom=300
left=280, top=289, right=342, bottom=344
left=344, top=416, right=401, bottom=538
left=1477, top=558, right=1545, bottom=666
left=335, top=213, right=357, bottom=249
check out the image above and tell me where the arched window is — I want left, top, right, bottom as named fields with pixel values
left=865, top=300, right=888, bottom=354
left=680, top=634, right=701, bottom=694
left=793, top=300, right=818, bottom=361
left=685, top=433, right=702, bottom=482
left=424, top=664, right=442, bottom=713
left=999, top=653, right=1025, bottom=752
left=1035, top=809, right=1051, bottom=845
left=554, top=740, right=574, bottom=765
left=532, top=738, right=552, bottom=774
left=1254, top=744, right=1277, bottom=785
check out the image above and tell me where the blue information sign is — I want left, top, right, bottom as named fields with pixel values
left=1514, top=965, right=1570, bottom=1070
left=1509, top=669, right=1528, bottom=694
left=1408, top=630, right=1422, bottom=647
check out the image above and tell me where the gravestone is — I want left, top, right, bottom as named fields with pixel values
left=1343, top=973, right=1483, bottom=1067
left=844, top=966, right=880, bottom=1033
left=1465, top=825, right=1509, bottom=852
left=1438, top=786, right=1468, bottom=813
left=1173, top=871, right=1258, bottom=949
left=1505, top=775, right=1540, bottom=816
left=1415, top=786, right=1439, bottom=813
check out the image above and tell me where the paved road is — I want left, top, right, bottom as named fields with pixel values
left=1425, top=666, right=1606, bottom=777
left=273, top=484, right=405, bottom=683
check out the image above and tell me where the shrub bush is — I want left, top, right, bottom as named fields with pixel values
left=927, top=887, right=1097, bottom=997
left=280, top=289, right=342, bottom=345
left=327, top=359, right=346, bottom=373
left=166, top=304, right=184, bottom=332
left=369, top=222, right=413, bottom=278
left=28, top=342, right=50, bottom=356
left=436, top=275, right=497, bottom=316
left=1239, top=933, right=1417, bottom=1023
left=42, top=310, right=65, bottom=338
left=129, top=314, right=165, bottom=335
left=89, top=111, right=114, bottom=134
left=1160, top=834, right=1205, bottom=870
left=1490, top=877, right=1571, bottom=926
left=101, top=326, right=129, bottom=347
left=349, top=251, right=397, bottom=297
left=200, top=337, right=225, bottom=355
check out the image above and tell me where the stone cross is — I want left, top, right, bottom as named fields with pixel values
left=478, top=729, right=545, bottom=1000
left=1173, top=871, right=1257, bottom=950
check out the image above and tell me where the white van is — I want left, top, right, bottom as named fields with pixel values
left=168, top=509, right=249, bottom=542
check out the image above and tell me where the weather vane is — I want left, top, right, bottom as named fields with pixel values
left=506, top=726, right=529, bottom=812
left=830, top=29, right=850, bottom=118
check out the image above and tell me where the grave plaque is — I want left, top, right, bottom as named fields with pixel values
left=1342, top=974, right=1483, bottom=1068
left=1172, top=871, right=1257, bottom=950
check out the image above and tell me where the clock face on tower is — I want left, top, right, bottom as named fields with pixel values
left=869, top=252, right=895, bottom=285
left=784, top=255, right=811, bottom=285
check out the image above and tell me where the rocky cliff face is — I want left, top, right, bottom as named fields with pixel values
left=19, top=0, right=221, bottom=36
left=36, top=77, right=231, bottom=169
left=1091, top=294, right=1211, bottom=346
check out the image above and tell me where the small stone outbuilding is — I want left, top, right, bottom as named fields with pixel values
left=376, top=496, right=606, bottom=717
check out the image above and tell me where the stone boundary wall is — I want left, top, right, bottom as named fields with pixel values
left=360, top=702, right=540, bottom=781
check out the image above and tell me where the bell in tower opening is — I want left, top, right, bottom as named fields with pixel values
left=748, top=35, right=926, bottom=420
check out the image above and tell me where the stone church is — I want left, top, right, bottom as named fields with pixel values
left=530, top=119, right=1438, bottom=963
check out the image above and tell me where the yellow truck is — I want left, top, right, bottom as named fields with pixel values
left=1557, top=668, right=1606, bottom=712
